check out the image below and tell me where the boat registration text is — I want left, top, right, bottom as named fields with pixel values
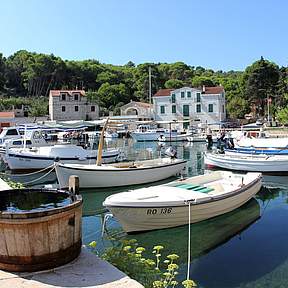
left=147, top=207, right=172, bottom=215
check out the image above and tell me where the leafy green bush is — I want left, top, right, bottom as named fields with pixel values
left=89, top=239, right=196, bottom=288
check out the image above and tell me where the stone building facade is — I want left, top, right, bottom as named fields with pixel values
left=49, top=90, right=99, bottom=121
left=120, top=101, right=153, bottom=121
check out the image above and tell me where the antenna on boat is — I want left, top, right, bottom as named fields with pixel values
left=96, top=118, right=109, bottom=166
left=23, top=124, right=27, bottom=149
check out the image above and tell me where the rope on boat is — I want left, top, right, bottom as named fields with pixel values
left=20, top=165, right=56, bottom=185
left=8, top=163, right=56, bottom=177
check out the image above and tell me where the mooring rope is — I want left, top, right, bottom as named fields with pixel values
left=8, top=163, right=56, bottom=177
left=186, top=200, right=192, bottom=281
left=20, top=165, right=56, bottom=185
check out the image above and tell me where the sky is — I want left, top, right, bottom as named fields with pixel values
left=1, top=0, right=287, bottom=71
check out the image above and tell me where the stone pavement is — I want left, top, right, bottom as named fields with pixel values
left=0, top=249, right=143, bottom=288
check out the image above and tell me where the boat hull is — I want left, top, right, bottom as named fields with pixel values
left=106, top=176, right=262, bottom=233
left=5, top=150, right=120, bottom=170
left=55, top=159, right=187, bottom=188
left=205, top=153, right=288, bottom=172
left=131, top=131, right=188, bottom=142
left=226, top=147, right=288, bottom=155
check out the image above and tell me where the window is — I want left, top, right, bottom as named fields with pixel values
left=187, top=91, right=191, bottom=98
left=196, top=104, right=201, bottom=113
left=6, top=129, right=19, bottom=136
left=75, top=106, right=79, bottom=112
left=74, top=94, right=79, bottom=101
left=171, top=94, right=176, bottom=103
left=208, top=104, right=213, bottom=113
left=172, top=105, right=176, bottom=114
left=160, top=105, right=165, bottom=114
left=183, top=105, right=189, bottom=116
left=222, top=105, right=225, bottom=113
left=62, top=106, right=65, bottom=112
left=196, top=93, right=201, bottom=102
left=61, top=93, right=66, bottom=101
left=91, top=105, right=95, bottom=112
left=181, top=91, right=185, bottom=98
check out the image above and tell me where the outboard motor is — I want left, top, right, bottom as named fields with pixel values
left=165, top=146, right=177, bottom=159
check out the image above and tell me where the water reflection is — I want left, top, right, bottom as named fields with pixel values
left=123, top=198, right=260, bottom=264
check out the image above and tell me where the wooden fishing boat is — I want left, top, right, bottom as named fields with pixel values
left=103, top=171, right=262, bottom=233
left=55, top=157, right=187, bottom=188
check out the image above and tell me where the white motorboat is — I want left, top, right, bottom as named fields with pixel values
left=0, top=130, right=50, bottom=156
left=157, top=133, right=193, bottom=142
left=0, top=127, right=22, bottom=146
left=131, top=125, right=189, bottom=142
left=5, top=145, right=120, bottom=171
left=103, top=171, right=262, bottom=233
left=55, top=157, right=187, bottom=188
left=204, top=152, right=288, bottom=172
left=186, top=134, right=207, bottom=143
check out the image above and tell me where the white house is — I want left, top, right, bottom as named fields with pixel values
left=153, top=86, right=226, bottom=129
left=49, top=90, right=99, bottom=121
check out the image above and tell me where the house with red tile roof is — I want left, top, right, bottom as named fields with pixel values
left=153, top=86, right=226, bottom=128
left=0, top=111, right=16, bottom=130
left=49, top=90, right=99, bottom=121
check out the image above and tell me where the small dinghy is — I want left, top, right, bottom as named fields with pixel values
left=205, top=152, right=288, bottom=172
left=103, top=171, right=262, bottom=233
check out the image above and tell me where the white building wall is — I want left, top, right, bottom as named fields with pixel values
left=153, top=87, right=226, bottom=128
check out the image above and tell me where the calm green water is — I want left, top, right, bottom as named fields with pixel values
left=0, top=189, right=71, bottom=212
left=3, top=139, right=288, bottom=287
left=80, top=139, right=288, bottom=288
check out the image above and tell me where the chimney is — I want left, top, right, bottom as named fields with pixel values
left=202, top=85, right=206, bottom=93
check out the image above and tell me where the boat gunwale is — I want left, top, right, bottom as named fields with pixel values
left=57, top=159, right=187, bottom=172
left=104, top=174, right=262, bottom=208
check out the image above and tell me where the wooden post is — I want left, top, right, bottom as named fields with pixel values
left=69, top=175, right=79, bottom=195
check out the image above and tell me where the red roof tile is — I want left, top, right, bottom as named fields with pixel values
left=0, top=112, right=15, bottom=118
left=50, top=90, right=86, bottom=97
left=203, top=86, right=224, bottom=94
left=153, top=89, right=174, bottom=97
left=153, top=86, right=224, bottom=97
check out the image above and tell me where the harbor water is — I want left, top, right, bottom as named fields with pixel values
left=2, top=139, right=288, bottom=287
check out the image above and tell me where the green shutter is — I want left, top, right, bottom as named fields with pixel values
left=172, top=94, right=176, bottom=103
left=183, top=105, right=189, bottom=116
left=196, top=93, right=201, bottom=102
left=208, top=104, right=213, bottom=112
left=160, top=106, right=165, bottom=114
left=187, top=91, right=191, bottom=98
left=172, top=105, right=176, bottom=114
left=196, top=104, right=201, bottom=113
left=181, top=91, right=185, bottom=98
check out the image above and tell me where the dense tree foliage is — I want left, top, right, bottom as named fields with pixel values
left=1, top=50, right=288, bottom=121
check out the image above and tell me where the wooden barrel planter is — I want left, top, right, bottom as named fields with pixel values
left=0, top=188, right=82, bottom=272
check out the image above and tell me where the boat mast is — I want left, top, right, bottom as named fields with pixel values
left=96, top=118, right=109, bottom=166
left=149, top=66, right=152, bottom=105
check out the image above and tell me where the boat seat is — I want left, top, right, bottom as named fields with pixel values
left=167, top=183, right=214, bottom=193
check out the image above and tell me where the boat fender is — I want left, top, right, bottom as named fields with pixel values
left=165, top=146, right=177, bottom=159
left=54, top=157, right=60, bottom=162
left=129, top=162, right=137, bottom=168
